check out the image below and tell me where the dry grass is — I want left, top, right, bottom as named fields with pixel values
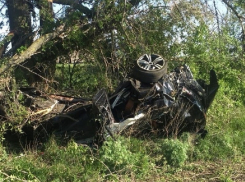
left=138, top=158, right=245, bottom=182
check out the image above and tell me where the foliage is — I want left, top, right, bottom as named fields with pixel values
left=99, top=136, right=151, bottom=177
left=0, top=0, right=245, bottom=180
left=160, top=139, right=189, bottom=167
left=55, top=63, right=107, bottom=96
left=193, top=106, right=245, bottom=161
left=0, top=136, right=152, bottom=181
left=0, top=130, right=245, bottom=181
left=0, top=87, right=28, bottom=142
left=16, top=46, right=27, bottom=55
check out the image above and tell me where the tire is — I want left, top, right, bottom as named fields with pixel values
left=131, top=54, right=168, bottom=83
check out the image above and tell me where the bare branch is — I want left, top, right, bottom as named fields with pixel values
left=222, top=0, right=245, bottom=51
left=222, top=0, right=245, bottom=20
left=213, top=0, right=220, bottom=34
left=16, top=63, right=52, bottom=83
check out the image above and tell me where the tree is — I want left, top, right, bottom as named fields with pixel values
left=6, top=0, right=32, bottom=52
left=0, top=0, right=244, bottom=95
left=0, top=0, right=144, bottom=87
left=1, top=0, right=245, bottom=139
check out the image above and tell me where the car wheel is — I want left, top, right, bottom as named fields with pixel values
left=131, top=54, right=167, bottom=83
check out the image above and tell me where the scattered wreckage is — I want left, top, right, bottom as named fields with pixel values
left=3, top=54, right=219, bottom=144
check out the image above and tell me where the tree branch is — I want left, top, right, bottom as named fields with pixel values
left=0, top=26, right=64, bottom=75
left=52, top=0, right=79, bottom=5
left=222, top=0, right=245, bottom=51
left=53, top=0, right=93, bottom=18
left=52, top=0, right=142, bottom=19
left=222, top=0, right=245, bottom=20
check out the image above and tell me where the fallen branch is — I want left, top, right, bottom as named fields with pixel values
left=16, top=63, right=52, bottom=83
left=0, top=25, right=65, bottom=75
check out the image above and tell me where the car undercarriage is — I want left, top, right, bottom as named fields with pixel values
left=2, top=54, right=219, bottom=145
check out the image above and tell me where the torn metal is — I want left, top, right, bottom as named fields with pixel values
left=2, top=55, right=219, bottom=145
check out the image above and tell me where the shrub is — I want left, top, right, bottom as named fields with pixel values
left=161, top=139, right=189, bottom=167
left=0, top=145, right=7, bottom=162
left=99, top=136, right=150, bottom=175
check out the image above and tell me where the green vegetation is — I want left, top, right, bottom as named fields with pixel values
left=55, top=63, right=108, bottom=96
left=0, top=111, right=245, bottom=181
left=0, top=107, right=244, bottom=181
left=1, top=0, right=245, bottom=181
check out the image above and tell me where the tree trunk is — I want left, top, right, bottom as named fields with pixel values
left=6, top=0, right=32, bottom=52
left=5, top=0, right=56, bottom=87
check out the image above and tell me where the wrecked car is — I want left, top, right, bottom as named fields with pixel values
left=4, top=54, right=219, bottom=144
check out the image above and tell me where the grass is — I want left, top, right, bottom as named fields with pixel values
left=1, top=65, right=245, bottom=181
left=0, top=104, right=245, bottom=182
left=0, top=138, right=244, bottom=181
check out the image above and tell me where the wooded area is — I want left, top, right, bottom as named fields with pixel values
left=0, top=0, right=245, bottom=181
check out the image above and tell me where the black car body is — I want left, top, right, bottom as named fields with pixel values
left=47, top=62, right=219, bottom=144
left=11, top=54, right=218, bottom=145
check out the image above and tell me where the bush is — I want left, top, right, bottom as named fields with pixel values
left=99, top=136, right=151, bottom=175
left=160, top=139, right=189, bottom=167
left=0, top=145, right=7, bottom=162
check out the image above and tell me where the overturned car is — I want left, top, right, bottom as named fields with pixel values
left=6, top=54, right=219, bottom=144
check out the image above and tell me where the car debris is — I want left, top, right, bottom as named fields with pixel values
left=2, top=54, right=219, bottom=145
